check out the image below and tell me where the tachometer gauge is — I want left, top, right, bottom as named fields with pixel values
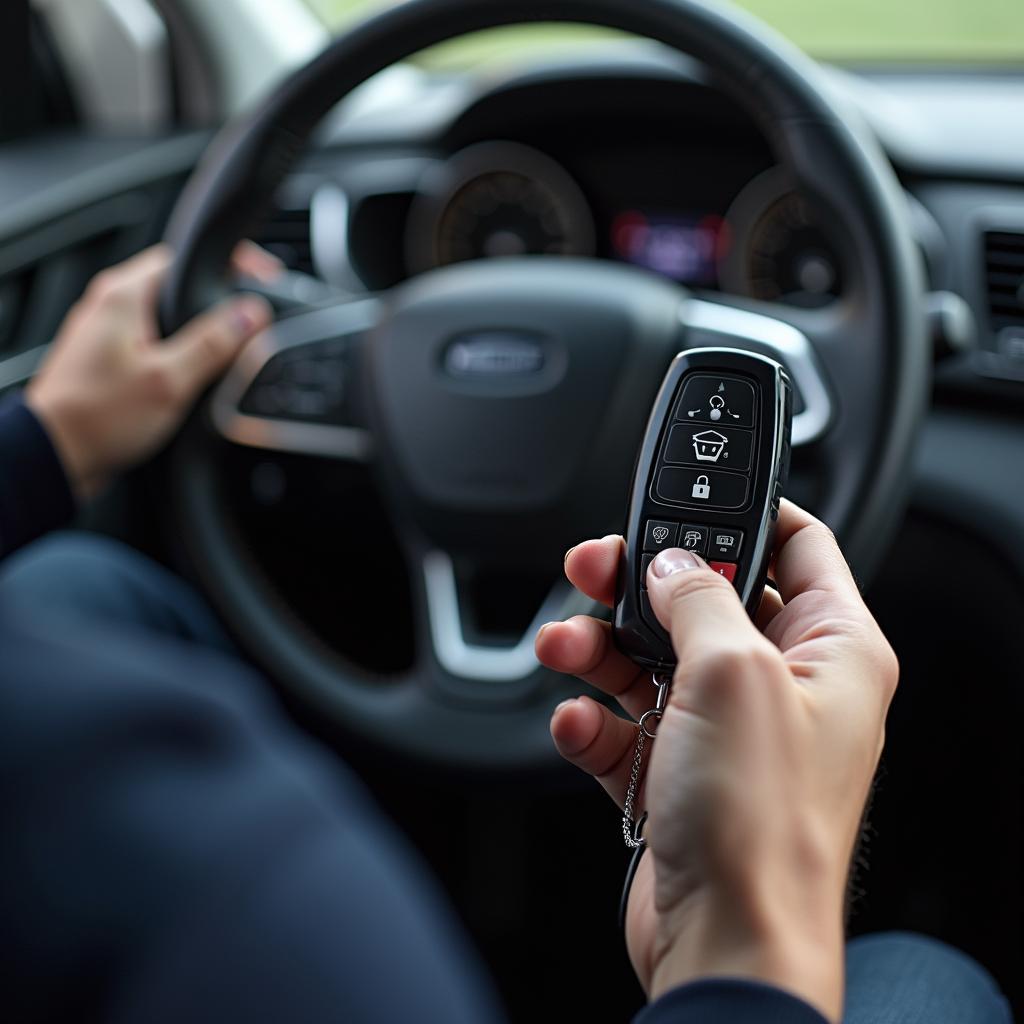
left=721, top=169, right=843, bottom=308
left=406, top=142, right=595, bottom=274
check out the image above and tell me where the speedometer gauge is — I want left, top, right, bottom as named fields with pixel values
left=406, top=142, right=595, bottom=274
left=721, top=169, right=843, bottom=308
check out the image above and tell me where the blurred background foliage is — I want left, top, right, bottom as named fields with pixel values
left=303, top=0, right=1024, bottom=67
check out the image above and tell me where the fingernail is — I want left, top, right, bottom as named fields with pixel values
left=231, top=298, right=269, bottom=337
left=563, top=546, right=577, bottom=566
left=554, top=698, right=578, bottom=715
left=651, top=547, right=700, bottom=579
left=536, top=621, right=556, bottom=641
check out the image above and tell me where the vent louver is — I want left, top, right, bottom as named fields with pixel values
left=256, top=204, right=314, bottom=276
left=983, top=230, right=1024, bottom=350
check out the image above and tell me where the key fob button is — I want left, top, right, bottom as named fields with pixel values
left=655, top=467, right=749, bottom=510
left=709, top=561, right=738, bottom=583
left=677, top=375, right=756, bottom=428
left=640, top=593, right=670, bottom=642
left=677, top=523, right=709, bottom=555
left=640, top=553, right=655, bottom=590
left=708, top=529, right=743, bottom=561
left=642, top=519, right=679, bottom=553
left=663, top=422, right=754, bottom=473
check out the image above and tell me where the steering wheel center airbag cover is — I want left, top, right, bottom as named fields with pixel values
left=365, top=258, right=683, bottom=562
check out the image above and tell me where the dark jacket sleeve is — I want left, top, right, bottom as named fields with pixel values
left=0, top=612, right=504, bottom=1024
left=0, top=392, right=75, bottom=559
left=636, top=978, right=830, bottom=1024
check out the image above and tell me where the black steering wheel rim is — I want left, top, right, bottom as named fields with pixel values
left=161, top=0, right=928, bottom=770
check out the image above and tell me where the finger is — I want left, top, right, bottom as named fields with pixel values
left=770, top=500, right=861, bottom=606
left=550, top=695, right=638, bottom=809
left=646, top=548, right=768, bottom=669
left=232, top=241, right=284, bottom=283
left=564, top=535, right=623, bottom=607
left=536, top=616, right=655, bottom=719
left=106, top=245, right=173, bottom=291
left=89, top=246, right=173, bottom=316
left=161, top=294, right=273, bottom=399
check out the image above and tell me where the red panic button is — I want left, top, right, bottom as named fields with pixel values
left=709, top=561, right=738, bottom=583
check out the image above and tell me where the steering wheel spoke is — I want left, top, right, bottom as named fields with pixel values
left=680, top=295, right=836, bottom=447
left=210, top=296, right=381, bottom=461
left=421, top=550, right=596, bottom=687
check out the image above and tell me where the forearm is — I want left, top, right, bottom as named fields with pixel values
left=636, top=978, right=830, bottom=1024
left=0, top=391, right=75, bottom=560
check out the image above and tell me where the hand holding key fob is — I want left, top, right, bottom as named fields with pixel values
left=613, top=348, right=793, bottom=670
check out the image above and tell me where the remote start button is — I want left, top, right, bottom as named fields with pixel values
left=677, top=375, right=755, bottom=428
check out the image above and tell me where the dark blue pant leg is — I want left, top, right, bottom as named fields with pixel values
left=0, top=531, right=233, bottom=653
left=845, top=932, right=1012, bottom=1024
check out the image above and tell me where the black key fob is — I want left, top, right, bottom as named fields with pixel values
left=613, top=348, right=793, bottom=670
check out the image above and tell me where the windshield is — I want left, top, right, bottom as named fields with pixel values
left=304, top=0, right=1023, bottom=65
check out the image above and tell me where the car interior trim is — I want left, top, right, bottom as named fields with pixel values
left=422, top=549, right=593, bottom=683
left=681, top=298, right=832, bottom=446
left=0, top=345, right=47, bottom=394
left=209, top=298, right=379, bottom=461
left=34, top=0, right=173, bottom=132
left=310, top=182, right=366, bottom=293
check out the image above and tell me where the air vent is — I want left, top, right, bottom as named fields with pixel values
left=983, top=230, right=1024, bottom=352
left=257, top=203, right=314, bottom=276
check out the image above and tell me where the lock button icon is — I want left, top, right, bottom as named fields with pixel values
left=692, top=474, right=711, bottom=500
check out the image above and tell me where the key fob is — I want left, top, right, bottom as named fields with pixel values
left=613, top=348, right=793, bottom=670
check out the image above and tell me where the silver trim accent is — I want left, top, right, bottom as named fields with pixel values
left=210, top=299, right=380, bottom=461
left=35, top=0, right=173, bottom=132
left=423, top=550, right=594, bottom=683
left=310, top=184, right=366, bottom=293
left=169, top=0, right=326, bottom=116
left=0, top=345, right=48, bottom=392
left=682, top=299, right=833, bottom=446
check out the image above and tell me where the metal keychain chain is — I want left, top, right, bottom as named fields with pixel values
left=619, top=670, right=672, bottom=928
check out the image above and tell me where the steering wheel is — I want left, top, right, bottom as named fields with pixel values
left=159, top=0, right=928, bottom=769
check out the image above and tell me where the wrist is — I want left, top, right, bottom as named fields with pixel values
left=24, top=387, right=106, bottom=501
left=649, top=884, right=845, bottom=1022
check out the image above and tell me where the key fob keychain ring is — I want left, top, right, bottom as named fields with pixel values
left=612, top=348, right=794, bottom=926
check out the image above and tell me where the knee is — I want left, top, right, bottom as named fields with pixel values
left=1, top=532, right=147, bottom=595
left=0, top=532, right=173, bottom=626
left=846, top=932, right=1011, bottom=1024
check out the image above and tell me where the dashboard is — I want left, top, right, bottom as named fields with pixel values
left=266, top=70, right=852, bottom=315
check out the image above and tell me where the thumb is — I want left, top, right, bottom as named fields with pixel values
left=161, top=294, right=272, bottom=399
left=646, top=548, right=765, bottom=672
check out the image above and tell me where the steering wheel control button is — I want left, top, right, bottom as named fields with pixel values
left=639, top=553, right=655, bottom=590
left=655, top=467, right=749, bottom=510
left=664, top=422, right=753, bottom=473
left=643, top=519, right=679, bottom=553
left=677, top=523, right=709, bottom=555
left=709, top=561, right=739, bottom=583
left=677, top=375, right=756, bottom=428
left=616, top=350, right=792, bottom=670
left=240, top=341, right=353, bottom=425
left=708, top=529, right=744, bottom=561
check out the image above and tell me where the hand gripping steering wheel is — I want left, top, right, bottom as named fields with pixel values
left=160, top=0, right=928, bottom=770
